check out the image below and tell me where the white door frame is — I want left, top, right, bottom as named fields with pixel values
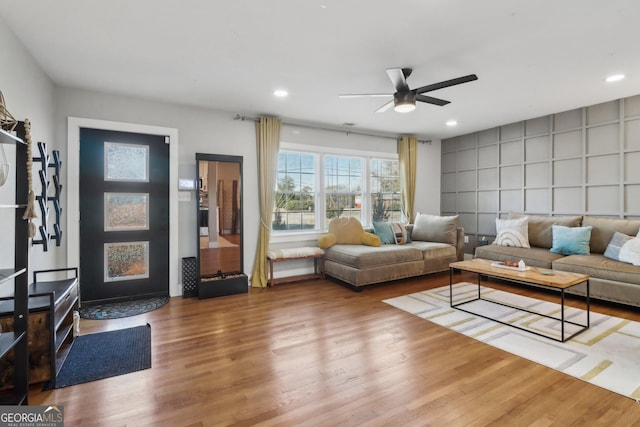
left=67, top=117, right=180, bottom=297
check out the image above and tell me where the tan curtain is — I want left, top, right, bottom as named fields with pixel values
left=398, top=135, right=417, bottom=223
left=251, top=117, right=281, bottom=287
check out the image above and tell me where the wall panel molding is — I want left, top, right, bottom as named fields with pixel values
left=442, top=94, right=640, bottom=254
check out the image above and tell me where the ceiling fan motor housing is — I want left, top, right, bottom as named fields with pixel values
left=394, top=91, right=416, bottom=112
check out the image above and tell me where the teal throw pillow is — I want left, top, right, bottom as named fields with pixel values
left=550, top=225, right=592, bottom=255
left=373, top=222, right=395, bottom=244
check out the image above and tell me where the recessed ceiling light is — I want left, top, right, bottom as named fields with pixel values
left=273, top=89, right=288, bottom=97
left=605, top=74, right=625, bottom=83
left=446, top=120, right=458, bottom=127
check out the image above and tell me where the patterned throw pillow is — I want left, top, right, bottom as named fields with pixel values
left=391, top=222, right=410, bottom=245
left=494, top=217, right=530, bottom=248
left=604, top=232, right=640, bottom=266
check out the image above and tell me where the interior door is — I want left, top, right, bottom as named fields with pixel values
left=79, top=128, right=169, bottom=303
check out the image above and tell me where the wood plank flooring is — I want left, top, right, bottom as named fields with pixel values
left=28, top=272, right=640, bottom=426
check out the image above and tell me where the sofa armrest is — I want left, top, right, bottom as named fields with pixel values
left=456, top=227, right=465, bottom=261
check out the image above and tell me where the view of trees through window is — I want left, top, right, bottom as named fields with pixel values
left=273, top=149, right=401, bottom=232
left=273, top=152, right=315, bottom=231
left=370, top=159, right=402, bottom=223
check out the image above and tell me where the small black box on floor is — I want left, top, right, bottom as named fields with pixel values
left=199, top=273, right=248, bottom=299
left=182, top=257, right=198, bottom=297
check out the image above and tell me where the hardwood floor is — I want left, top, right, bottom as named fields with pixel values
left=29, top=272, right=640, bottom=426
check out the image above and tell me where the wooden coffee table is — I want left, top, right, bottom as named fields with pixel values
left=449, top=258, right=590, bottom=342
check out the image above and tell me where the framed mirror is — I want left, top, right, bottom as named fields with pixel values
left=196, top=153, right=248, bottom=298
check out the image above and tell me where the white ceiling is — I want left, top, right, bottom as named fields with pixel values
left=1, top=0, right=639, bottom=139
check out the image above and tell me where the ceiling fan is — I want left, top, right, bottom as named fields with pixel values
left=339, top=68, right=478, bottom=113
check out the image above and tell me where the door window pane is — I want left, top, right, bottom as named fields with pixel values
left=104, top=193, right=149, bottom=231
left=104, top=142, right=149, bottom=181
left=104, top=241, right=149, bottom=282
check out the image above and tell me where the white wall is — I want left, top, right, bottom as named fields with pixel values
left=415, top=138, right=442, bottom=217
left=0, top=16, right=59, bottom=274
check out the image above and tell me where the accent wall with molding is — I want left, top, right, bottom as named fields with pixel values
left=441, top=94, right=640, bottom=255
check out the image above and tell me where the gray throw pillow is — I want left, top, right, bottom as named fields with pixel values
left=604, top=232, right=640, bottom=266
left=411, top=213, right=458, bottom=245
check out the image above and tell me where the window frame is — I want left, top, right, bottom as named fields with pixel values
left=270, top=142, right=399, bottom=243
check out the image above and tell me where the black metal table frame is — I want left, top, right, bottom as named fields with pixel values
left=449, top=268, right=590, bottom=342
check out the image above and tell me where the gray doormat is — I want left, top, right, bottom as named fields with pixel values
left=79, top=296, right=169, bottom=319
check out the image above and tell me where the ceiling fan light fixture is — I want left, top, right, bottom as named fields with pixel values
left=394, top=92, right=416, bottom=113
left=394, top=102, right=415, bottom=113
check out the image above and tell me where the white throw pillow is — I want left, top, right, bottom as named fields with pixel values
left=494, top=217, right=530, bottom=248
left=619, top=237, right=640, bottom=266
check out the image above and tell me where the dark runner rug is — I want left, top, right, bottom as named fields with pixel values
left=79, top=296, right=169, bottom=320
left=45, top=324, right=151, bottom=389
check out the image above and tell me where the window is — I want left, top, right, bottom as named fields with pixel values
left=370, top=159, right=402, bottom=223
left=273, top=151, right=316, bottom=231
left=272, top=145, right=400, bottom=233
left=324, top=155, right=362, bottom=222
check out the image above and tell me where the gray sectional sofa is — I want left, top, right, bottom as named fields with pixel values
left=475, top=213, right=640, bottom=307
left=323, top=215, right=465, bottom=289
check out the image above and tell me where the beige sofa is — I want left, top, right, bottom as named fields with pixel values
left=475, top=213, right=640, bottom=307
left=324, top=216, right=464, bottom=290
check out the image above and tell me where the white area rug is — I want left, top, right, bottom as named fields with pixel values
left=383, top=282, right=640, bottom=400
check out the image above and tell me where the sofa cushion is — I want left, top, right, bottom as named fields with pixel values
left=550, top=225, right=592, bottom=255
left=474, top=244, right=565, bottom=269
left=553, top=254, right=640, bottom=286
left=582, top=216, right=640, bottom=254
left=324, top=243, right=423, bottom=269
left=494, top=217, right=530, bottom=248
left=409, top=241, right=457, bottom=260
left=412, top=213, right=458, bottom=245
left=508, top=212, right=582, bottom=249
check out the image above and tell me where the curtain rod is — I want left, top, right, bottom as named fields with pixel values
left=233, top=114, right=432, bottom=144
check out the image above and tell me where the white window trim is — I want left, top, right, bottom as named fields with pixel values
left=270, top=142, right=398, bottom=244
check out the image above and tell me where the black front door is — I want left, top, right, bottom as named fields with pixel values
left=79, top=128, right=169, bottom=303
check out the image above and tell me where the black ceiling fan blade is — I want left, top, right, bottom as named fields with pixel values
left=386, top=68, right=410, bottom=92
left=338, top=93, right=392, bottom=98
left=415, top=94, right=450, bottom=106
left=375, top=100, right=395, bottom=113
left=414, top=74, right=478, bottom=94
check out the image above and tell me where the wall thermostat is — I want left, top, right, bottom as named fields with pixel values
left=178, top=178, right=196, bottom=190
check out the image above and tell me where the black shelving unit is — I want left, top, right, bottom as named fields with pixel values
left=0, top=123, right=30, bottom=405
